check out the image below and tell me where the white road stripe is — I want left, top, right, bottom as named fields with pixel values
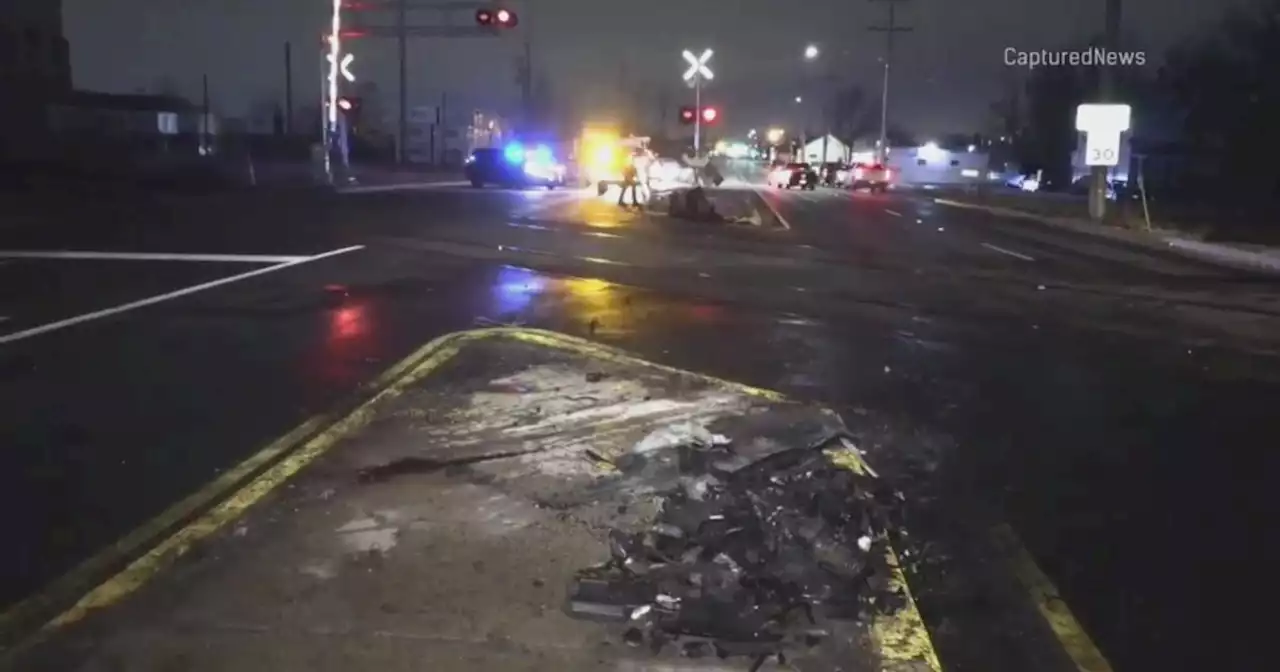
left=981, top=242, right=1035, bottom=261
left=751, top=188, right=792, bottom=229
left=0, top=246, right=364, bottom=346
left=339, top=181, right=469, bottom=194
left=885, top=209, right=903, bottom=217
left=0, top=251, right=310, bottom=263
left=518, top=189, right=586, bottom=218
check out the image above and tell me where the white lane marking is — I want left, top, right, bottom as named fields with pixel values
left=0, top=246, right=364, bottom=346
left=518, top=189, right=585, bottom=218
left=339, top=181, right=469, bottom=194
left=0, top=251, right=310, bottom=264
left=981, top=242, right=1036, bottom=261
left=751, top=188, right=792, bottom=229
left=885, top=209, right=903, bottom=217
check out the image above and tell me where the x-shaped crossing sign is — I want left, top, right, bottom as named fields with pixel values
left=327, top=52, right=355, bottom=82
left=682, top=49, right=713, bottom=81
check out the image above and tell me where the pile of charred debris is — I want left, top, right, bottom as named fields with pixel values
left=567, top=430, right=907, bottom=669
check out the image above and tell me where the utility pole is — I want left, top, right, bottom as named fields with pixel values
left=657, top=85, right=669, bottom=131
left=521, top=38, right=533, bottom=125
left=284, top=42, right=293, bottom=134
left=1089, top=0, right=1122, bottom=221
left=396, top=0, right=408, bottom=164
left=868, top=0, right=911, bottom=162
left=200, top=73, right=210, bottom=154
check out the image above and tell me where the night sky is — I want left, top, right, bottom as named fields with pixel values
left=65, top=0, right=1253, bottom=136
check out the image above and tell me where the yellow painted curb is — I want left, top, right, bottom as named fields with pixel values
left=2, top=328, right=941, bottom=672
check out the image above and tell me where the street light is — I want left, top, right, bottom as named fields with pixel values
left=794, top=96, right=802, bottom=103
left=767, top=128, right=784, bottom=144
left=804, top=44, right=819, bottom=60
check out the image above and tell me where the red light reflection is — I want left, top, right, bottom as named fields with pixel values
left=689, top=304, right=724, bottom=321
left=331, top=305, right=368, bottom=340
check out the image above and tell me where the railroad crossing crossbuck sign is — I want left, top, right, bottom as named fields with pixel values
left=327, top=52, right=355, bottom=82
left=1076, top=103, right=1130, bottom=166
left=683, top=49, right=713, bottom=82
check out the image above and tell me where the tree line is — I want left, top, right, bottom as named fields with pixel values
left=994, top=0, right=1280, bottom=199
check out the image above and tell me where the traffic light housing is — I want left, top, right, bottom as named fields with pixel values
left=476, top=7, right=518, bottom=27
left=701, top=106, right=718, bottom=123
left=678, top=106, right=696, bottom=124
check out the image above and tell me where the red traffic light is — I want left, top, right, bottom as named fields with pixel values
left=477, top=7, right=517, bottom=26
left=701, top=106, right=718, bottom=122
left=679, top=106, right=696, bottom=123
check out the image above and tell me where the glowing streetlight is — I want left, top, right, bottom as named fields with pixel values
left=794, top=96, right=802, bottom=103
left=804, top=44, right=819, bottom=60
left=766, top=128, right=784, bottom=144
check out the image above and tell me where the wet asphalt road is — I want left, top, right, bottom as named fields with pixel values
left=2, top=178, right=1279, bottom=671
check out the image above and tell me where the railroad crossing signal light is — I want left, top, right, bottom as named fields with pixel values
left=679, top=106, right=696, bottom=124
left=701, top=106, right=718, bottom=123
left=476, top=7, right=517, bottom=27
left=337, top=96, right=362, bottom=123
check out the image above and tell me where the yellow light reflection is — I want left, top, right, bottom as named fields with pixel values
left=562, top=277, right=632, bottom=334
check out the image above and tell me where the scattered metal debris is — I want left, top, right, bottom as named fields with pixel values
left=565, top=432, right=906, bottom=665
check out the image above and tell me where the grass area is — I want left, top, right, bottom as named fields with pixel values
left=941, top=187, right=1279, bottom=245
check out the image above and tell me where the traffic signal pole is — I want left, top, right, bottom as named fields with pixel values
left=331, top=2, right=520, bottom=168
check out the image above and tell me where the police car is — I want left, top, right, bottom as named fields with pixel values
left=465, top=143, right=565, bottom=189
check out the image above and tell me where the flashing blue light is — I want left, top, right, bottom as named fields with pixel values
left=503, top=142, right=524, bottom=163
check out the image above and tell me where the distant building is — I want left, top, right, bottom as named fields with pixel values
left=0, top=0, right=72, bottom=158
left=869, top=142, right=995, bottom=186
left=800, top=135, right=850, bottom=163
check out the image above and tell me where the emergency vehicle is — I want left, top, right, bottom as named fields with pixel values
left=574, top=126, right=653, bottom=192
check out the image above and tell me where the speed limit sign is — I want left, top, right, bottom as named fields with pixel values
left=1085, top=132, right=1120, bottom=166
left=1076, top=104, right=1129, bottom=167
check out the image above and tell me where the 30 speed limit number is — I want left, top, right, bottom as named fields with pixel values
left=1084, top=134, right=1120, bottom=166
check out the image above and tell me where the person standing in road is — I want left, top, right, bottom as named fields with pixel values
left=618, top=155, right=641, bottom=207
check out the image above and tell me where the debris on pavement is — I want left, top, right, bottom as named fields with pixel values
left=632, top=420, right=731, bottom=455
left=667, top=187, right=721, bottom=221
left=565, top=431, right=907, bottom=666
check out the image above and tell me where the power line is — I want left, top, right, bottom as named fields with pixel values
left=868, top=0, right=912, bottom=159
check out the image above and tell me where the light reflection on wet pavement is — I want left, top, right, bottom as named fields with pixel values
left=3, top=181, right=1278, bottom=672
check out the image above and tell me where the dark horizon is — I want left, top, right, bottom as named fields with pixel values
left=63, top=0, right=1254, bottom=136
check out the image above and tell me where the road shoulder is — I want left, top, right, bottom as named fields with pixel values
left=934, top=197, right=1280, bottom=276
